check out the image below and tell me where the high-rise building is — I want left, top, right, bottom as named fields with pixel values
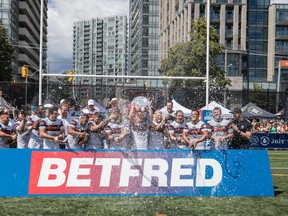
left=246, top=0, right=270, bottom=90
left=267, top=1, right=288, bottom=91
left=73, top=15, right=127, bottom=99
left=129, top=0, right=160, bottom=87
left=18, top=0, right=48, bottom=77
left=0, top=0, right=48, bottom=79
left=159, top=0, right=288, bottom=93
left=159, top=0, right=247, bottom=91
left=0, top=0, right=19, bottom=75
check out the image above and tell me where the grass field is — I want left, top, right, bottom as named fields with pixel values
left=0, top=150, right=287, bottom=216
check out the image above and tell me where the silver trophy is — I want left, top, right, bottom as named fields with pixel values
left=132, top=96, right=149, bottom=109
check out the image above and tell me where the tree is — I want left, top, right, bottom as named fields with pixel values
left=159, top=18, right=231, bottom=103
left=0, top=21, right=13, bottom=81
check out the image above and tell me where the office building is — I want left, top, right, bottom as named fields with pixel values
left=267, top=1, right=288, bottom=91
left=159, top=0, right=247, bottom=91
left=159, top=0, right=288, bottom=93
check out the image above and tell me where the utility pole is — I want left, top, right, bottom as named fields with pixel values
left=205, top=0, right=210, bottom=108
left=39, top=0, right=44, bottom=105
left=224, top=49, right=228, bottom=107
left=276, top=61, right=281, bottom=113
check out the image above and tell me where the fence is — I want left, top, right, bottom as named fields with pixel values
left=0, top=80, right=287, bottom=113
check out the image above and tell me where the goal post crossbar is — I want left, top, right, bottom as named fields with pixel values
left=43, top=74, right=207, bottom=81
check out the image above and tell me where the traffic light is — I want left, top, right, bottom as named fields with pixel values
left=67, top=70, right=75, bottom=82
left=21, top=66, right=28, bottom=78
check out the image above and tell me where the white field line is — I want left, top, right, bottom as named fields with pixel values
left=271, top=167, right=288, bottom=169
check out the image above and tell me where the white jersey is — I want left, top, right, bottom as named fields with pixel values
left=67, top=119, right=89, bottom=149
left=183, top=121, right=208, bottom=150
left=27, top=115, right=43, bottom=149
left=149, top=120, right=165, bottom=149
left=105, top=119, right=130, bottom=150
left=39, top=118, right=64, bottom=149
left=207, top=118, right=233, bottom=150
left=86, top=121, right=104, bottom=149
left=130, top=114, right=149, bottom=150
left=57, top=114, right=75, bottom=136
left=14, top=119, right=32, bottom=149
left=167, top=120, right=186, bottom=149
left=0, top=121, right=14, bottom=148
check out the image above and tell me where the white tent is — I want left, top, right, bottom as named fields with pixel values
left=0, top=96, right=14, bottom=110
left=200, top=101, right=233, bottom=118
left=160, top=99, right=191, bottom=117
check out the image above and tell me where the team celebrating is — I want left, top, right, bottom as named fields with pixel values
left=0, top=98, right=252, bottom=150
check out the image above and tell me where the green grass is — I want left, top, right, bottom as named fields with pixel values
left=0, top=151, right=287, bottom=216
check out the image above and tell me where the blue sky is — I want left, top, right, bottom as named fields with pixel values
left=47, top=0, right=129, bottom=73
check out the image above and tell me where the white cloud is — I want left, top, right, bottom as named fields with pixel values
left=47, top=0, right=129, bottom=72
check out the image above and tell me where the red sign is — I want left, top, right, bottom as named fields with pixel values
left=280, top=60, right=288, bottom=67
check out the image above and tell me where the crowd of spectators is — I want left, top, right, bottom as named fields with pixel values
left=251, top=119, right=288, bottom=133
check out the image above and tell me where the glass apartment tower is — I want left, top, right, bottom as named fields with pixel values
left=73, top=15, right=127, bottom=99
left=129, top=0, right=161, bottom=87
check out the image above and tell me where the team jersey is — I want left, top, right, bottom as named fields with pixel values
left=105, top=119, right=130, bottom=149
left=39, top=118, right=64, bottom=149
left=167, top=120, right=186, bottom=149
left=86, top=121, right=104, bottom=149
left=161, top=109, right=176, bottom=123
left=0, top=121, right=14, bottom=148
left=149, top=119, right=165, bottom=149
left=27, top=115, right=43, bottom=149
left=207, top=118, right=233, bottom=150
left=183, top=121, right=208, bottom=150
left=130, top=114, right=149, bottom=150
left=67, top=119, right=89, bottom=149
left=57, top=114, right=75, bottom=136
left=14, top=119, right=32, bottom=148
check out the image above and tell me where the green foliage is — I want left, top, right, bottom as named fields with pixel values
left=248, top=83, right=264, bottom=105
left=159, top=18, right=231, bottom=91
left=0, top=22, right=14, bottom=81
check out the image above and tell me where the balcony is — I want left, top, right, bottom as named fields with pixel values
left=276, top=16, right=288, bottom=26
left=211, top=14, right=220, bottom=22
left=276, top=31, right=288, bottom=40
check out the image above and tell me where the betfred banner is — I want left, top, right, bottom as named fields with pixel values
left=0, top=149, right=273, bottom=197
left=250, top=133, right=288, bottom=149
